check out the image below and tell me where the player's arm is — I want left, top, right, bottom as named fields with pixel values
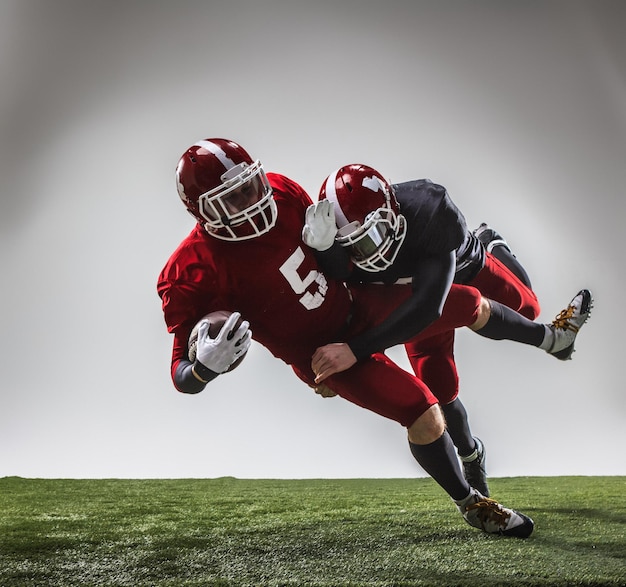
left=314, top=242, right=353, bottom=280
left=169, top=326, right=216, bottom=394
left=174, top=358, right=218, bottom=394
left=348, top=250, right=456, bottom=359
left=158, top=260, right=251, bottom=394
left=312, top=250, right=456, bottom=382
left=172, top=313, right=252, bottom=394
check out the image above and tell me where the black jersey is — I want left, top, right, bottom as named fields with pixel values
left=314, top=179, right=486, bottom=360
left=352, top=179, right=485, bottom=285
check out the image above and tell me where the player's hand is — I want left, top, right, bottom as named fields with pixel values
left=311, top=343, right=357, bottom=383
left=195, top=312, right=252, bottom=374
left=302, top=200, right=337, bottom=251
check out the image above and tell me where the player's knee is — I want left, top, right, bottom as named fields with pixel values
left=469, top=296, right=491, bottom=331
left=407, top=404, right=445, bottom=445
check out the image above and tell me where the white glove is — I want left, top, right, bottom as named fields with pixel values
left=195, top=312, right=252, bottom=374
left=302, top=200, right=337, bottom=251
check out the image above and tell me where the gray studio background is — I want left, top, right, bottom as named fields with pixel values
left=1, top=0, right=624, bottom=479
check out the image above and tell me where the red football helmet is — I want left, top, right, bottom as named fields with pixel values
left=319, top=164, right=407, bottom=272
left=175, top=138, right=277, bottom=240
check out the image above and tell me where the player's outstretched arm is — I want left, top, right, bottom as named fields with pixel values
left=311, top=252, right=457, bottom=382
left=348, top=251, right=456, bottom=361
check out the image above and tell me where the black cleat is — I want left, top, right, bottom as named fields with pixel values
left=461, top=437, right=489, bottom=497
left=473, top=222, right=511, bottom=253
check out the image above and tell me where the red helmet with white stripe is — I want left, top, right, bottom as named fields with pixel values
left=175, top=138, right=277, bottom=240
left=319, top=164, right=407, bottom=272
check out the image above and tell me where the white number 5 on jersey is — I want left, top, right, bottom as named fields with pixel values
left=279, top=247, right=328, bottom=310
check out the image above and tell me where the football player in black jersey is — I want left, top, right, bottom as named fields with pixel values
left=303, top=164, right=592, bottom=496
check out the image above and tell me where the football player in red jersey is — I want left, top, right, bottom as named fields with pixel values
left=303, top=163, right=592, bottom=497
left=158, top=138, right=537, bottom=538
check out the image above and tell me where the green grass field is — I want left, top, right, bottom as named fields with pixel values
left=1, top=476, right=624, bottom=586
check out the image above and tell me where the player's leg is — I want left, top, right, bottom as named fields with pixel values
left=398, top=287, right=492, bottom=495
left=319, top=352, right=472, bottom=502
left=404, top=331, right=489, bottom=496
left=473, top=223, right=533, bottom=288
left=471, top=296, right=544, bottom=344
left=442, top=401, right=489, bottom=497
left=404, top=330, right=469, bottom=454
left=297, top=351, right=534, bottom=537
left=407, top=404, right=471, bottom=500
left=348, top=283, right=483, bottom=338
left=406, top=406, right=533, bottom=538
left=295, top=352, right=467, bottom=500
left=471, top=292, right=593, bottom=360
left=469, top=253, right=540, bottom=320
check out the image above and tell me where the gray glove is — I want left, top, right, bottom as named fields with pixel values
left=302, top=200, right=337, bottom=251
left=195, top=312, right=252, bottom=374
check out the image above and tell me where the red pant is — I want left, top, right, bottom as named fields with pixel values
left=470, top=253, right=540, bottom=320
left=405, top=252, right=540, bottom=405
left=292, top=283, right=483, bottom=427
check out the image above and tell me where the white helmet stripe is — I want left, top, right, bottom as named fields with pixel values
left=195, top=140, right=236, bottom=170
left=324, top=169, right=350, bottom=227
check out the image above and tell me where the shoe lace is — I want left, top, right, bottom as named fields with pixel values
left=552, top=305, right=579, bottom=333
left=466, top=498, right=511, bottom=530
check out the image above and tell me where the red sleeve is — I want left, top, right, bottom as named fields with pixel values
left=157, top=274, right=204, bottom=380
left=157, top=228, right=226, bottom=387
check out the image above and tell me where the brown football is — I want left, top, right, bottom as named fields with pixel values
left=187, top=310, right=247, bottom=372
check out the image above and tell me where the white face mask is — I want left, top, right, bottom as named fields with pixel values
left=336, top=208, right=407, bottom=272
left=198, top=160, right=277, bottom=241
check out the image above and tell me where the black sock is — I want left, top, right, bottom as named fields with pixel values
left=491, top=246, right=533, bottom=289
left=476, top=300, right=545, bottom=346
left=441, top=399, right=475, bottom=457
left=409, top=432, right=471, bottom=501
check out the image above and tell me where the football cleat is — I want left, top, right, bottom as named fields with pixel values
left=545, top=289, right=593, bottom=360
left=473, top=222, right=511, bottom=253
left=455, top=490, right=534, bottom=538
left=461, top=437, right=490, bottom=497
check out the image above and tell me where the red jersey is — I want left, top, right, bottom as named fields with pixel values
left=157, top=173, right=353, bottom=378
